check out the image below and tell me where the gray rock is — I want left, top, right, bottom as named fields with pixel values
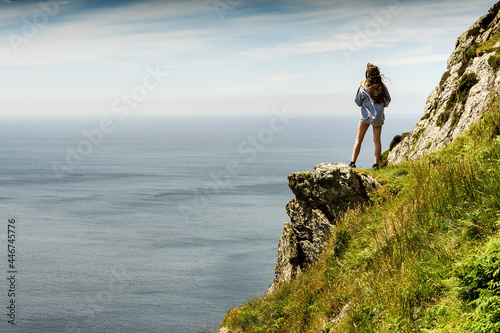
left=387, top=2, right=500, bottom=165
left=288, top=163, right=370, bottom=221
left=267, top=222, right=301, bottom=295
left=268, top=163, right=379, bottom=293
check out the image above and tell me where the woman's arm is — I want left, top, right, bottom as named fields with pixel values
left=354, top=86, right=364, bottom=106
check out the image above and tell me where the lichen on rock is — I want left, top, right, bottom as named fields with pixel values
left=268, top=163, right=379, bottom=294
left=387, top=2, right=500, bottom=165
left=266, top=222, right=301, bottom=295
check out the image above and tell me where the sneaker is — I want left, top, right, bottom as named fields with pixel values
left=372, top=164, right=379, bottom=170
left=349, top=162, right=356, bottom=168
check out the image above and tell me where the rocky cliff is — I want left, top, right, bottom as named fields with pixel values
left=268, top=1, right=500, bottom=294
left=218, top=4, right=500, bottom=332
left=267, top=163, right=379, bottom=294
left=387, top=1, right=500, bottom=164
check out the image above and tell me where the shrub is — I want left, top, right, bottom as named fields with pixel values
left=456, top=236, right=500, bottom=302
left=380, top=133, right=410, bottom=167
left=421, top=112, right=431, bottom=121
left=389, top=132, right=409, bottom=151
left=439, top=71, right=451, bottom=90
left=379, top=150, right=389, bottom=167
left=413, top=128, right=424, bottom=142
left=446, top=90, right=459, bottom=113
left=458, top=62, right=468, bottom=78
left=488, top=55, right=500, bottom=74
left=466, top=26, right=481, bottom=39
left=451, top=105, right=464, bottom=127
left=458, top=73, right=479, bottom=100
left=441, top=73, right=478, bottom=127
left=437, top=109, right=452, bottom=127
left=456, top=237, right=500, bottom=332
left=457, top=45, right=480, bottom=77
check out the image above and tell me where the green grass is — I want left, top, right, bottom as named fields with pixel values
left=219, top=98, right=500, bottom=333
left=457, top=32, right=500, bottom=78
left=380, top=132, right=411, bottom=167
left=437, top=108, right=453, bottom=128
left=475, top=32, right=500, bottom=55
left=489, top=55, right=500, bottom=74
left=439, top=71, right=451, bottom=90
left=457, top=45, right=476, bottom=77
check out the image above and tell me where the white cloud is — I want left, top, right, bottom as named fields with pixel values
left=236, top=39, right=344, bottom=59
left=0, top=0, right=496, bottom=114
left=377, top=54, right=450, bottom=66
left=0, top=1, right=219, bottom=68
left=1, top=0, right=493, bottom=66
left=259, top=75, right=303, bottom=83
left=231, top=0, right=494, bottom=61
left=205, top=74, right=303, bottom=95
left=0, top=28, right=213, bottom=67
left=0, top=0, right=83, bottom=25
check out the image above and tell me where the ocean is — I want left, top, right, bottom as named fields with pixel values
left=0, top=112, right=419, bottom=332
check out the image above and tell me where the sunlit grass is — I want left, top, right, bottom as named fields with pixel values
left=219, top=100, right=500, bottom=333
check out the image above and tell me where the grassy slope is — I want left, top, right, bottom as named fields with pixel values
left=219, top=99, right=500, bottom=333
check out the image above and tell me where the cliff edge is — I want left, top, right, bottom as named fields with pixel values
left=219, top=3, right=500, bottom=332
left=267, top=163, right=379, bottom=294
left=269, top=0, right=500, bottom=297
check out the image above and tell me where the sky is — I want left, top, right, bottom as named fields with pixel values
left=0, top=0, right=496, bottom=115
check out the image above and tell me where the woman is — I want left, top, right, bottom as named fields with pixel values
left=349, top=63, right=391, bottom=170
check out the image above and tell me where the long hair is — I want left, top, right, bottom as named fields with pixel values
left=365, top=63, right=389, bottom=104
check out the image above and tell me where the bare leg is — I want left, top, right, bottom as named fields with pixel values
left=373, top=125, right=382, bottom=165
left=351, top=122, right=370, bottom=164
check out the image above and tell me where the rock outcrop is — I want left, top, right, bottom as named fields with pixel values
left=267, top=163, right=379, bottom=294
left=387, top=1, right=500, bottom=164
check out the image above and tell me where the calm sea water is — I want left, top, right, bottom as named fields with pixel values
left=0, top=112, right=419, bottom=332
